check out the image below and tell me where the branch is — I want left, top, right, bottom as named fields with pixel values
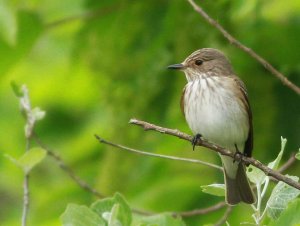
left=187, top=0, right=300, bottom=95
left=278, top=152, right=297, bottom=173
left=175, top=202, right=226, bottom=217
left=22, top=140, right=30, bottom=226
left=214, top=206, right=233, bottom=226
left=34, top=132, right=224, bottom=217
left=129, top=118, right=300, bottom=191
left=95, top=135, right=222, bottom=171
left=32, top=133, right=105, bottom=199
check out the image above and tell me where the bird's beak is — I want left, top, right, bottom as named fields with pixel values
left=167, top=63, right=185, bottom=70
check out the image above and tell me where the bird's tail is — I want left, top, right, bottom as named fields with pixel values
left=224, top=161, right=256, bottom=205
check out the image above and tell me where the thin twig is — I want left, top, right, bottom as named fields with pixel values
left=129, top=118, right=300, bottom=191
left=214, top=206, right=233, bottom=226
left=187, top=0, right=300, bottom=95
left=175, top=202, right=226, bottom=217
left=33, top=132, right=225, bottom=217
left=278, top=153, right=296, bottom=173
left=32, top=132, right=105, bottom=198
left=94, top=135, right=223, bottom=171
left=22, top=140, right=30, bottom=226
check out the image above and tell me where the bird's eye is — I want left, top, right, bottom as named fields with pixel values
left=195, top=60, right=203, bottom=66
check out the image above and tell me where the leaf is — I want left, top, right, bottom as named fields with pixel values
left=60, top=204, right=105, bottom=226
left=4, top=154, right=19, bottom=166
left=91, top=192, right=132, bottom=226
left=268, top=199, right=300, bottom=226
left=134, top=213, right=185, bottom=226
left=200, top=184, right=225, bottom=197
left=4, top=147, right=46, bottom=173
left=31, top=107, right=46, bottom=121
left=18, top=147, right=46, bottom=173
left=247, top=137, right=287, bottom=186
left=0, top=1, right=17, bottom=46
left=247, top=165, right=266, bottom=185
left=104, top=204, right=122, bottom=226
left=11, top=81, right=23, bottom=97
left=266, top=175, right=300, bottom=220
left=268, top=137, right=287, bottom=170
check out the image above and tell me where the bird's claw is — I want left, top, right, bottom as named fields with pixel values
left=192, top=134, right=202, bottom=151
left=233, top=144, right=244, bottom=163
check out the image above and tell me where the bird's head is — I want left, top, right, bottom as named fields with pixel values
left=168, top=48, right=233, bottom=81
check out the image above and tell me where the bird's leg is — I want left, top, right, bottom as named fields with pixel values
left=233, top=143, right=243, bottom=163
left=191, top=134, right=202, bottom=151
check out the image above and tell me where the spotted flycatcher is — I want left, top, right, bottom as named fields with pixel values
left=168, top=48, right=255, bottom=205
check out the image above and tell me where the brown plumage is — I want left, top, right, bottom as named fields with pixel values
left=169, top=48, right=255, bottom=205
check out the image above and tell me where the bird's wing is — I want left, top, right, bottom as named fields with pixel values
left=233, top=76, right=253, bottom=157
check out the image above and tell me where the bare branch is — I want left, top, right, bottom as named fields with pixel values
left=95, top=135, right=223, bottom=171
left=33, top=132, right=225, bottom=217
left=32, top=132, right=105, bottom=198
left=22, top=140, right=30, bottom=226
left=214, top=206, right=233, bottom=226
left=187, top=0, right=300, bottom=95
left=278, top=152, right=297, bottom=173
left=175, top=202, right=226, bottom=217
left=129, top=118, right=300, bottom=191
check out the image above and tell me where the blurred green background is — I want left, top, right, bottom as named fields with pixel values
left=0, top=0, right=299, bottom=225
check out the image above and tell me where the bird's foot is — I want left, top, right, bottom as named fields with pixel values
left=233, top=151, right=243, bottom=163
left=233, top=144, right=244, bottom=163
left=192, top=134, right=202, bottom=151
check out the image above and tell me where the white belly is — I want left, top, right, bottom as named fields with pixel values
left=184, top=77, right=249, bottom=152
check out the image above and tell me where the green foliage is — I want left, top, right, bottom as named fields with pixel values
left=200, top=184, right=225, bottom=197
left=1, top=0, right=300, bottom=225
left=200, top=137, right=300, bottom=225
left=266, top=176, right=300, bottom=220
left=269, top=199, right=300, bottom=226
left=248, top=137, right=286, bottom=186
left=5, top=147, right=46, bottom=173
left=247, top=138, right=299, bottom=225
left=61, top=193, right=185, bottom=226
left=267, top=137, right=286, bottom=170
left=61, top=204, right=106, bottom=226
left=91, top=193, right=132, bottom=226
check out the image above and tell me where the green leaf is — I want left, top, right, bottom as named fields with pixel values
left=31, top=107, right=46, bottom=121
left=134, top=213, right=185, bottom=226
left=91, top=193, right=132, bottom=226
left=18, top=147, right=46, bottom=173
left=247, top=137, right=287, bottom=186
left=60, top=204, right=105, bottom=226
left=4, top=154, right=19, bottom=166
left=268, top=199, right=300, bottom=226
left=268, top=137, right=287, bottom=170
left=247, top=165, right=266, bottom=185
left=200, top=184, right=225, bottom=197
left=102, top=204, right=122, bottom=226
left=11, top=81, right=23, bottom=97
left=266, top=175, right=300, bottom=220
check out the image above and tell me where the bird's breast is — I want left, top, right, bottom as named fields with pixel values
left=183, top=76, right=249, bottom=150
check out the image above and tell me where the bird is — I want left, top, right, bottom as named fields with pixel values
left=168, top=48, right=255, bottom=205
